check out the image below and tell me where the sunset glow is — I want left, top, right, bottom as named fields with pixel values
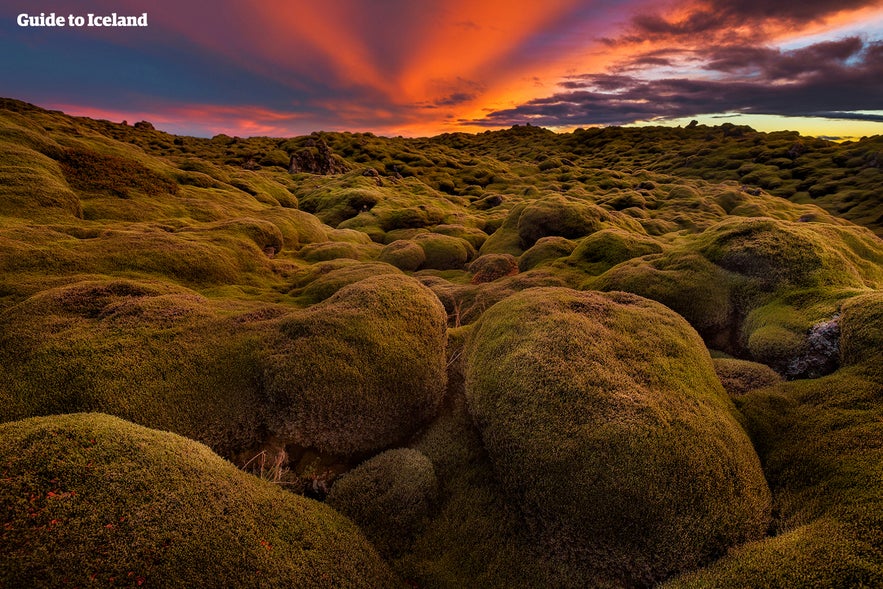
left=3, top=0, right=882, bottom=137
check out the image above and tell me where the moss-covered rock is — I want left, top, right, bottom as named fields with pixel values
left=327, top=448, right=438, bottom=559
left=289, top=261, right=403, bottom=304
left=518, top=236, right=576, bottom=271
left=263, top=274, right=447, bottom=455
left=839, top=291, right=883, bottom=378
left=516, top=196, right=607, bottom=248
left=468, top=253, right=519, bottom=284
left=0, top=413, right=399, bottom=588
left=0, top=278, right=269, bottom=455
left=567, top=227, right=663, bottom=275
left=465, top=288, right=771, bottom=586
left=669, top=364, right=883, bottom=587
left=713, top=358, right=783, bottom=396
left=414, top=233, right=475, bottom=270
left=378, top=239, right=426, bottom=271
left=589, top=252, right=737, bottom=347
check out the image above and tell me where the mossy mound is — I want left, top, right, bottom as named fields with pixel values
left=516, top=196, right=607, bottom=248
left=378, top=239, right=426, bottom=271
left=0, top=413, right=398, bottom=588
left=698, top=217, right=883, bottom=290
left=713, top=358, right=783, bottom=396
left=518, top=236, right=576, bottom=271
left=567, top=228, right=663, bottom=275
left=465, top=288, right=771, bottom=586
left=468, top=253, right=519, bottom=284
left=839, top=291, right=883, bottom=377
left=668, top=363, right=883, bottom=587
left=327, top=448, right=438, bottom=559
left=262, top=274, right=447, bottom=455
left=414, top=233, right=475, bottom=270
left=0, top=278, right=270, bottom=455
left=289, top=261, right=403, bottom=304
left=298, top=240, right=380, bottom=263
left=0, top=142, right=82, bottom=219
left=589, top=252, right=737, bottom=346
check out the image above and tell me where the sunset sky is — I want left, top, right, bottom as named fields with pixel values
left=3, top=0, right=883, bottom=138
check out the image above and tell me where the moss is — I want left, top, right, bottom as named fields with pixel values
left=567, top=228, right=663, bottom=275
left=414, top=233, right=475, bottom=270
left=468, top=254, right=519, bottom=284
left=291, top=262, right=403, bottom=304
left=516, top=196, right=607, bottom=249
left=0, top=143, right=82, bottom=219
left=0, top=413, right=399, bottom=588
left=327, top=448, right=438, bottom=559
left=0, top=278, right=269, bottom=455
left=465, top=288, right=770, bottom=586
left=378, top=239, right=426, bottom=271
left=56, top=147, right=178, bottom=199
left=713, top=358, right=783, bottom=396
left=698, top=217, right=883, bottom=290
left=430, top=224, right=489, bottom=250
left=189, top=217, right=285, bottom=255
left=839, top=291, right=883, bottom=380
left=674, top=365, right=883, bottom=587
left=299, top=240, right=380, bottom=263
left=518, top=236, right=576, bottom=271
left=262, top=274, right=447, bottom=455
left=589, top=252, right=737, bottom=347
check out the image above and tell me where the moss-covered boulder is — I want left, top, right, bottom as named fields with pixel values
left=378, top=239, right=426, bottom=271
left=263, top=274, right=447, bottom=455
left=567, top=227, right=663, bottom=275
left=590, top=252, right=737, bottom=347
left=698, top=217, right=883, bottom=290
left=327, top=448, right=438, bottom=559
left=713, top=357, right=783, bottom=396
left=839, top=291, right=883, bottom=378
left=468, top=253, right=518, bottom=284
left=465, top=288, right=771, bottom=586
left=0, top=413, right=399, bottom=588
left=518, top=236, right=576, bottom=271
left=516, top=196, right=607, bottom=249
left=414, top=233, right=475, bottom=270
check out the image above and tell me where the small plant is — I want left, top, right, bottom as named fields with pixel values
left=242, top=449, right=289, bottom=485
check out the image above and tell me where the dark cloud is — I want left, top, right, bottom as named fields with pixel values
left=627, top=0, right=878, bottom=40
left=473, top=39, right=883, bottom=127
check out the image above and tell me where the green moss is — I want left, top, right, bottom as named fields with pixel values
left=839, top=291, right=883, bottom=378
left=713, top=358, right=782, bottom=396
left=0, top=413, right=398, bottom=588
left=299, top=240, right=380, bottom=263
left=673, top=365, right=883, bottom=587
left=518, top=236, right=576, bottom=271
left=468, top=254, right=518, bottom=284
left=291, top=262, right=403, bottom=304
left=567, top=227, right=663, bottom=275
left=698, top=217, right=883, bottom=290
left=516, top=196, right=607, bottom=249
left=327, top=448, right=438, bottom=559
left=414, top=233, right=475, bottom=270
left=0, top=143, right=82, bottom=219
left=465, top=288, right=770, bottom=586
left=378, top=240, right=426, bottom=271
left=262, top=274, right=447, bottom=455
left=430, top=224, right=489, bottom=250
left=0, top=278, right=270, bottom=455
left=589, top=252, right=737, bottom=347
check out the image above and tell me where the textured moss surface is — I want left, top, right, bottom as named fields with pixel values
left=465, top=288, right=771, bottom=586
left=0, top=413, right=399, bottom=588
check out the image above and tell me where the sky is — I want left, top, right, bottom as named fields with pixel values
left=2, top=0, right=883, bottom=138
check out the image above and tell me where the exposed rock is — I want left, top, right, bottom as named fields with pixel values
left=786, top=315, right=841, bottom=379
left=288, top=137, right=351, bottom=175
